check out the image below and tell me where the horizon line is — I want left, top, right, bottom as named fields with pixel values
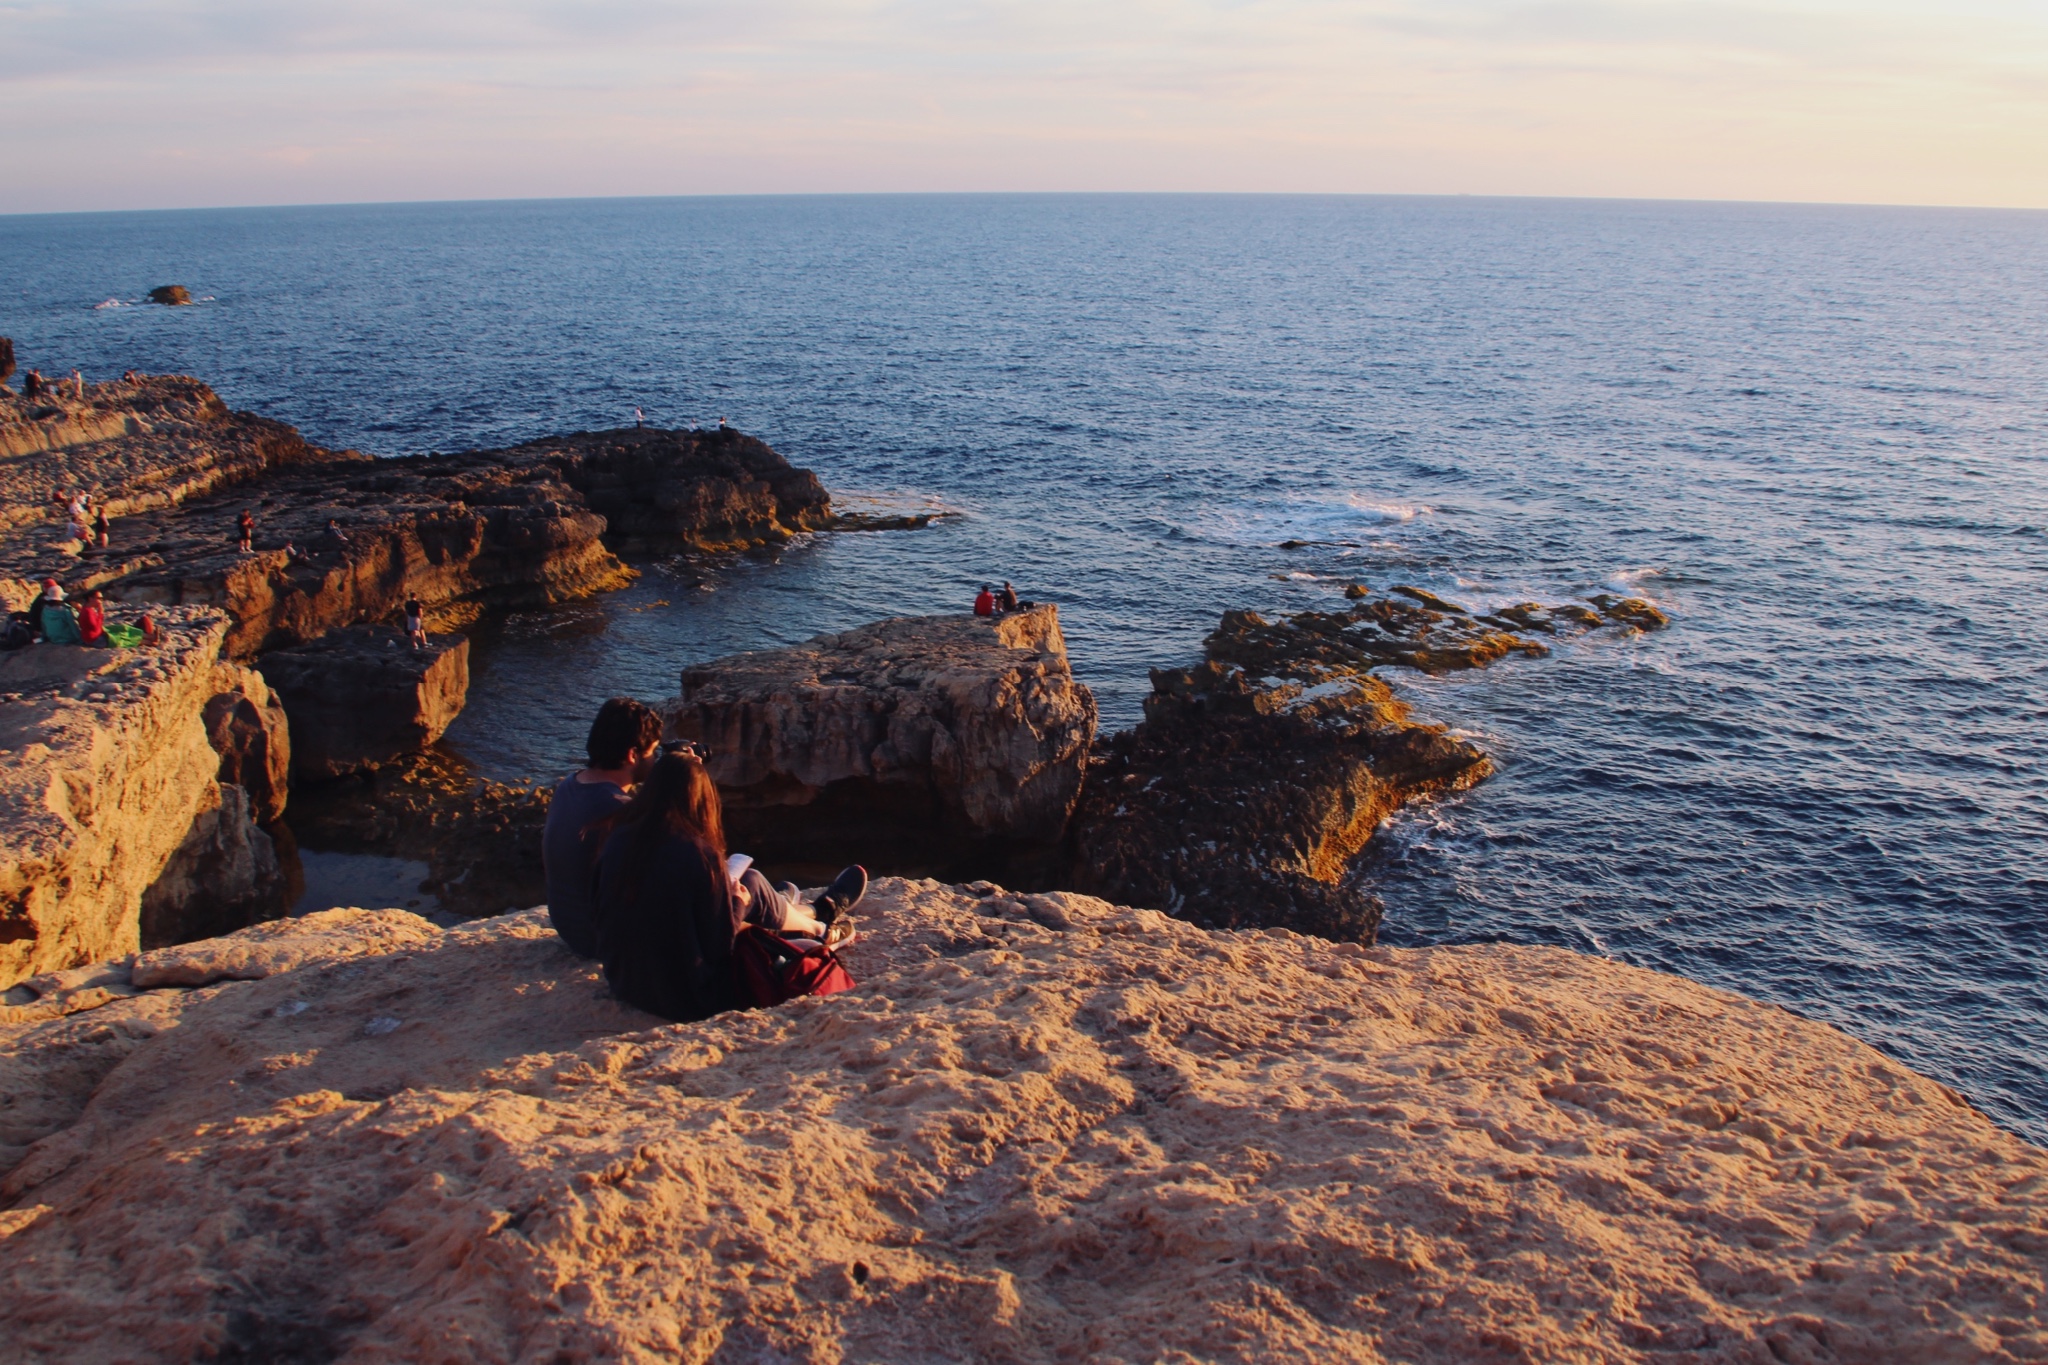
left=6, top=188, right=2046, bottom=223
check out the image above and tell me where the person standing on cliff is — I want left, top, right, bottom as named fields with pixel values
left=93, top=505, right=110, bottom=550
left=543, top=698, right=665, bottom=957
left=404, top=597, right=427, bottom=650
left=236, top=509, right=254, bottom=553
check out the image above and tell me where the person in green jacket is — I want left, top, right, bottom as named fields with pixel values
left=39, top=585, right=81, bottom=645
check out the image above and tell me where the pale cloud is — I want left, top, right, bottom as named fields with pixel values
left=0, top=0, right=2043, bottom=211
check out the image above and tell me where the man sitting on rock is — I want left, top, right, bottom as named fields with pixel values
left=544, top=698, right=665, bottom=957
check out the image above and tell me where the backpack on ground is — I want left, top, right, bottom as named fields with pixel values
left=732, top=925, right=855, bottom=1008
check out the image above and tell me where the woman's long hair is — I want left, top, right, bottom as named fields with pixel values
left=588, top=752, right=726, bottom=901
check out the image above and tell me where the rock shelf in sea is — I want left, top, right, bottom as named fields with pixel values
left=2, top=886, right=2042, bottom=1359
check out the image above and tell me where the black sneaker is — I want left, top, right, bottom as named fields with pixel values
left=814, top=865, right=868, bottom=924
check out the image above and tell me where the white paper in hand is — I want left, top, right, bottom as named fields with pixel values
left=726, top=853, right=754, bottom=881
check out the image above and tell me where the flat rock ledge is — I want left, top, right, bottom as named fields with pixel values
left=669, top=606, right=1098, bottom=880
left=0, top=376, right=835, bottom=661
left=0, top=885, right=2041, bottom=1362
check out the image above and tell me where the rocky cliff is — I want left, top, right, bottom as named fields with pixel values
left=0, top=379, right=835, bottom=661
left=0, top=609, right=285, bottom=988
left=1, top=886, right=2040, bottom=1361
left=669, top=607, right=1098, bottom=881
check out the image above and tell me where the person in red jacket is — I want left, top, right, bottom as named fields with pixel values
left=973, top=584, right=995, bottom=617
left=77, top=589, right=108, bottom=646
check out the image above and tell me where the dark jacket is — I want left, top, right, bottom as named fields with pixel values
left=594, top=825, right=744, bottom=1022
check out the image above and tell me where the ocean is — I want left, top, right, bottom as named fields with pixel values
left=3, top=193, right=2043, bottom=1142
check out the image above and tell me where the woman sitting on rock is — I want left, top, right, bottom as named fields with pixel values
left=590, top=750, right=865, bottom=1021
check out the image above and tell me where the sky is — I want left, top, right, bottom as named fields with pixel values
left=1, top=0, right=2044, bottom=214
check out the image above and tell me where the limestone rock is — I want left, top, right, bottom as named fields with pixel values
left=129, top=906, right=439, bottom=989
left=201, top=664, right=290, bottom=822
left=0, top=884, right=2041, bottom=1361
left=668, top=607, right=1097, bottom=878
left=531, top=425, right=833, bottom=552
left=0, top=375, right=345, bottom=521
left=0, top=379, right=845, bottom=661
left=1067, top=659, right=1489, bottom=941
left=146, top=285, right=191, bottom=306
left=0, top=608, right=245, bottom=988
left=136, top=782, right=287, bottom=949
left=257, top=627, right=470, bottom=780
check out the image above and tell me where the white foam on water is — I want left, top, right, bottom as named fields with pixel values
left=1602, top=565, right=1665, bottom=598
left=91, top=298, right=124, bottom=310
left=1189, top=492, right=1433, bottom=548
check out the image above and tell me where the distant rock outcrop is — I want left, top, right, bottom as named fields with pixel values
left=0, top=379, right=838, bottom=661
left=146, top=285, right=190, bottom=306
left=669, top=607, right=1098, bottom=880
left=1, top=886, right=2040, bottom=1360
left=257, top=627, right=470, bottom=780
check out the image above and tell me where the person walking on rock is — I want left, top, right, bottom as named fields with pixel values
left=404, top=597, right=426, bottom=650
left=543, top=698, right=665, bottom=957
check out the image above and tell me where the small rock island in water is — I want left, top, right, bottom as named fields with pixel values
left=0, top=362, right=2041, bottom=1361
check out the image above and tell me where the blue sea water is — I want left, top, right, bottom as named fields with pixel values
left=3, top=194, right=2044, bottom=1142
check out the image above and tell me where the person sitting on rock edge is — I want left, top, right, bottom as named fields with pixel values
left=24, top=578, right=60, bottom=640
left=589, top=751, right=866, bottom=1022
left=543, top=698, right=666, bottom=957
left=999, top=581, right=1019, bottom=613
left=39, top=586, right=80, bottom=645
left=973, top=584, right=995, bottom=617
left=77, top=590, right=107, bottom=647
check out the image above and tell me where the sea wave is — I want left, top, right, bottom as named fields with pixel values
left=1190, top=492, right=1433, bottom=548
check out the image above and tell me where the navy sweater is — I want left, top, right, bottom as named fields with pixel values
left=594, top=827, right=744, bottom=1022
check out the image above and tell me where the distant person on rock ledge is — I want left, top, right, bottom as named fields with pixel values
left=323, top=519, right=350, bottom=548
left=236, top=509, right=254, bottom=553
left=404, top=597, right=426, bottom=649
left=973, top=584, right=995, bottom=617
left=93, top=505, right=110, bottom=550
left=544, top=698, right=665, bottom=957
left=589, top=750, right=865, bottom=1022
left=999, top=581, right=1019, bottom=613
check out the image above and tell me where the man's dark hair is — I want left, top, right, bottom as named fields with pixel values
left=586, top=697, right=662, bottom=769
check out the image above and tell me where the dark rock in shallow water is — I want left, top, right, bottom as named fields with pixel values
left=147, top=285, right=191, bottom=306
left=1589, top=593, right=1671, bottom=630
left=1064, top=659, right=1491, bottom=943
left=282, top=748, right=549, bottom=919
left=258, top=627, right=469, bottom=780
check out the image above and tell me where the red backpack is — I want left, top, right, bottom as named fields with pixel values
left=732, top=925, right=855, bottom=1008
